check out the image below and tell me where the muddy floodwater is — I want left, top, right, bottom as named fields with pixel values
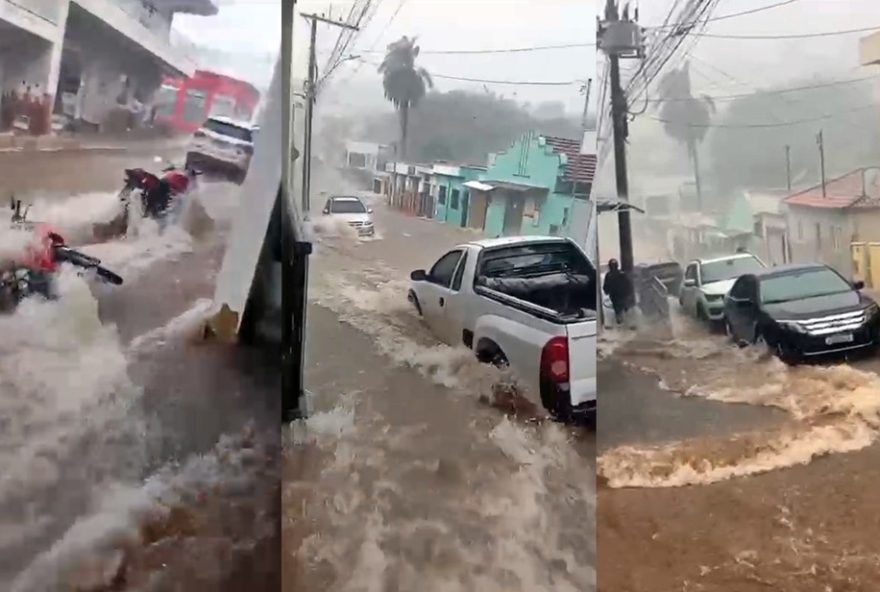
left=283, top=196, right=596, bottom=591
left=597, top=301, right=880, bottom=591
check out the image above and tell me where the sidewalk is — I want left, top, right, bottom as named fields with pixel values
left=0, top=132, right=189, bottom=154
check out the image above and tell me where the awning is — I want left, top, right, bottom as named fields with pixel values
left=462, top=180, right=495, bottom=192
left=596, top=199, right=645, bottom=214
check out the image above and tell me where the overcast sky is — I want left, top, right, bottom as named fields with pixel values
left=294, top=0, right=597, bottom=116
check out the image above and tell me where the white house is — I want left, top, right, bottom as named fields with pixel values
left=0, top=0, right=216, bottom=133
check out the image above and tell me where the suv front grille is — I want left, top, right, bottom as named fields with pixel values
left=796, top=309, right=866, bottom=336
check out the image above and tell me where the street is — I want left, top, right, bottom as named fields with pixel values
left=1, top=142, right=280, bottom=591
left=283, top=191, right=596, bottom=591
left=597, top=307, right=880, bottom=591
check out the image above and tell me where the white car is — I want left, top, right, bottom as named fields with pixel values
left=408, top=236, right=596, bottom=423
left=679, top=253, right=767, bottom=324
left=185, top=116, right=255, bottom=184
left=321, top=195, right=375, bottom=237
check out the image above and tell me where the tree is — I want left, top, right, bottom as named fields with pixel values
left=657, top=62, right=715, bottom=208
left=379, top=36, right=433, bottom=160
left=357, top=90, right=581, bottom=164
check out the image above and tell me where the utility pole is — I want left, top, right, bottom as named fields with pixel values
left=580, top=78, right=593, bottom=134
left=785, top=144, right=791, bottom=193
left=598, top=0, right=644, bottom=274
left=816, top=130, right=826, bottom=198
left=299, top=12, right=359, bottom=216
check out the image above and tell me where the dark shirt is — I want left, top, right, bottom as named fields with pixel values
left=603, top=269, right=632, bottom=306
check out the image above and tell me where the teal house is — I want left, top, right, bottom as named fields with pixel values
left=432, top=163, right=487, bottom=227
left=467, top=132, right=595, bottom=238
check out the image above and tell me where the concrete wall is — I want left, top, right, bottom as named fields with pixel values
left=483, top=131, right=576, bottom=237
left=786, top=205, right=854, bottom=276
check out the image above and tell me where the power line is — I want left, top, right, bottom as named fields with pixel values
left=647, top=103, right=878, bottom=129
left=361, top=41, right=595, bottom=55
left=692, top=26, right=880, bottom=40
left=426, top=73, right=581, bottom=86
left=647, top=73, right=880, bottom=103
left=650, top=0, right=800, bottom=28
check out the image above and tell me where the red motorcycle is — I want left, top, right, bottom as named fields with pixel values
left=3, top=199, right=123, bottom=312
left=95, top=163, right=201, bottom=239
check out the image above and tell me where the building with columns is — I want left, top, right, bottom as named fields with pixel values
left=0, top=0, right=216, bottom=134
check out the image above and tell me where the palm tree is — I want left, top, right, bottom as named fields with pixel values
left=379, top=36, right=433, bottom=161
left=657, top=62, right=715, bottom=208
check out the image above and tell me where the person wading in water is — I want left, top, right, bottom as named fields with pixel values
left=603, top=258, right=633, bottom=325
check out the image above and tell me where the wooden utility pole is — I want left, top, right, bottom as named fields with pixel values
left=581, top=78, right=593, bottom=134
left=299, top=12, right=359, bottom=215
left=599, top=0, right=643, bottom=273
left=785, top=144, right=791, bottom=193
left=816, top=130, right=827, bottom=198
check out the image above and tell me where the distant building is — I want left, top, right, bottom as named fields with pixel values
left=153, top=70, right=260, bottom=134
left=784, top=167, right=880, bottom=276
left=468, top=132, right=595, bottom=238
left=0, top=0, right=217, bottom=135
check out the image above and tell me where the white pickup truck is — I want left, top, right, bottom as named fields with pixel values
left=408, top=236, right=596, bottom=423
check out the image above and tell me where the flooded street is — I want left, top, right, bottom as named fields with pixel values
left=283, top=195, right=596, bottom=591
left=1, top=144, right=279, bottom=590
left=597, top=305, right=880, bottom=591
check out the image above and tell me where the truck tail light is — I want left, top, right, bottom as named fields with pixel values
left=541, top=336, right=570, bottom=384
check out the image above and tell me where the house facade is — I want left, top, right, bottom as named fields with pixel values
left=472, top=132, right=595, bottom=238
left=432, top=163, right=486, bottom=228
left=784, top=167, right=880, bottom=277
left=0, top=0, right=215, bottom=134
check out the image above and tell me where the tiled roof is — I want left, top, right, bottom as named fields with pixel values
left=542, top=135, right=597, bottom=184
left=783, top=168, right=878, bottom=209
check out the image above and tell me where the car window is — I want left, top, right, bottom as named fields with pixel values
left=700, top=256, right=764, bottom=284
left=430, top=250, right=464, bottom=288
left=759, top=267, right=852, bottom=304
left=685, top=264, right=697, bottom=281
left=330, top=199, right=367, bottom=214
left=203, top=118, right=252, bottom=142
left=478, top=243, right=591, bottom=278
left=729, top=276, right=749, bottom=299
left=451, top=252, right=469, bottom=291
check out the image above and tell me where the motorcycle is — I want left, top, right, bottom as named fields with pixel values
left=94, top=160, right=202, bottom=240
left=2, top=198, right=123, bottom=312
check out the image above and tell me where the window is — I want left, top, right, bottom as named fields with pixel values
left=348, top=152, right=367, bottom=168
left=429, top=250, right=464, bottom=287
left=700, top=256, right=765, bottom=284
left=438, top=186, right=447, bottom=205
left=478, top=242, right=591, bottom=278
left=574, top=182, right=591, bottom=197
left=759, top=267, right=851, bottom=304
left=555, top=178, right=575, bottom=194
left=153, top=84, right=177, bottom=118
left=451, top=189, right=460, bottom=209
left=182, top=89, right=207, bottom=123
left=730, top=276, right=757, bottom=301
left=451, top=252, right=469, bottom=291
left=685, top=264, right=697, bottom=282
left=209, top=95, right=237, bottom=119
left=329, top=198, right=367, bottom=214
left=204, top=118, right=252, bottom=142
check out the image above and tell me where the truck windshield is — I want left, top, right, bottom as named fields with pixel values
left=701, top=256, right=764, bottom=284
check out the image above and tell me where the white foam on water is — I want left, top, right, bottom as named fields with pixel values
left=127, top=297, right=214, bottom=354
left=11, top=428, right=271, bottom=592
left=79, top=219, right=194, bottom=281
left=26, top=191, right=125, bottom=245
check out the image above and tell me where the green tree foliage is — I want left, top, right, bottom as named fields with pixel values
left=706, top=75, right=880, bottom=196
left=359, top=89, right=582, bottom=164
left=379, top=36, right=433, bottom=159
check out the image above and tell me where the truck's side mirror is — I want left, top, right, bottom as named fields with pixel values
left=410, top=269, right=427, bottom=282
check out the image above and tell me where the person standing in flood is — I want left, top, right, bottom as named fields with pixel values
left=603, top=258, right=633, bottom=325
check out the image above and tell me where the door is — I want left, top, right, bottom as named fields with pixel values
left=502, top=195, right=525, bottom=235
left=441, top=251, right=471, bottom=345
left=727, top=276, right=757, bottom=340
left=681, top=262, right=699, bottom=314
left=419, top=249, right=464, bottom=341
left=460, top=191, right=469, bottom=227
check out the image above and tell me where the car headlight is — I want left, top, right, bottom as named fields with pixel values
left=363, top=220, right=373, bottom=227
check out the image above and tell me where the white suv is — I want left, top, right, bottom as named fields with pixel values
left=185, top=116, right=255, bottom=184
left=679, top=253, right=766, bottom=325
